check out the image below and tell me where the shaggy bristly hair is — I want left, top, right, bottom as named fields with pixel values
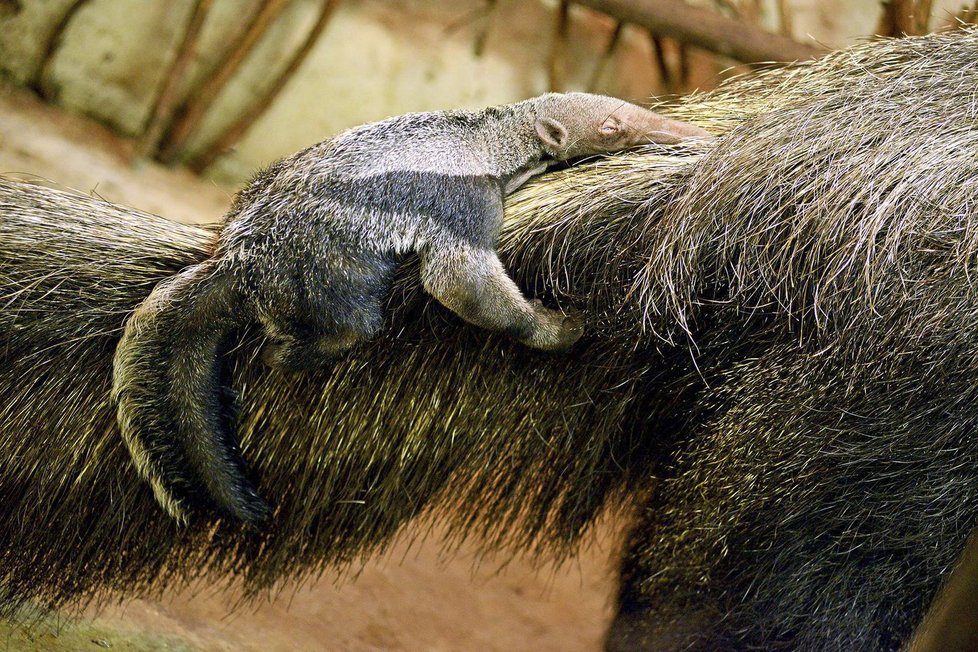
left=2, top=28, right=978, bottom=650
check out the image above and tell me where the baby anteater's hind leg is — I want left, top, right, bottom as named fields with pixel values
left=258, top=251, right=394, bottom=371
left=420, top=239, right=582, bottom=351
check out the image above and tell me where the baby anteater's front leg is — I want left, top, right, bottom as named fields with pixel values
left=420, top=240, right=582, bottom=351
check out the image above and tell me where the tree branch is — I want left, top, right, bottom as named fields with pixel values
left=574, top=0, right=826, bottom=64
left=548, top=0, right=571, bottom=92
left=156, top=0, right=290, bottom=165
left=135, top=0, right=214, bottom=160
left=31, top=0, right=94, bottom=97
left=188, top=0, right=341, bottom=173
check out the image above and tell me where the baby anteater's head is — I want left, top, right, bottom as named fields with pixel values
left=532, top=92, right=710, bottom=160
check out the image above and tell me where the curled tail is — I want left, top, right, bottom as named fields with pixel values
left=112, top=260, right=270, bottom=525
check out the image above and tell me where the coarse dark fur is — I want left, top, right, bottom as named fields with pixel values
left=111, top=92, right=709, bottom=525
left=2, top=28, right=978, bottom=650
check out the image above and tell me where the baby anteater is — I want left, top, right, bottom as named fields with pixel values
left=112, top=92, right=709, bottom=525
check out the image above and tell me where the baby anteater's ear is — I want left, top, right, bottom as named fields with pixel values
left=534, top=117, right=568, bottom=152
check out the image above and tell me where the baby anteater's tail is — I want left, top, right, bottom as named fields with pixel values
left=112, top=260, right=270, bottom=524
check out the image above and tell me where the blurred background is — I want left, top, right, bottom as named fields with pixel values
left=0, top=0, right=974, bottom=650
left=2, top=0, right=972, bottom=186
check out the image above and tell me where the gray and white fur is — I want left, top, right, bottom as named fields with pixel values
left=111, top=92, right=709, bottom=525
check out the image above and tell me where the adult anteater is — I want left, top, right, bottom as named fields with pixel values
left=1, top=29, right=977, bottom=651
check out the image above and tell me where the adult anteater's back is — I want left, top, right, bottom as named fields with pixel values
left=3, top=29, right=978, bottom=651
left=0, top=169, right=681, bottom=612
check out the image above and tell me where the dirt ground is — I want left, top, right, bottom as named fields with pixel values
left=0, top=84, right=619, bottom=651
